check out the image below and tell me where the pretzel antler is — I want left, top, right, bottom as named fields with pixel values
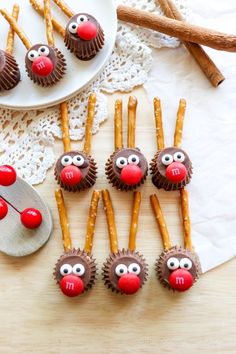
left=84, top=190, right=100, bottom=254
left=154, top=97, right=165, bottom=150
left=44, top=0, right=54, bottom=47
left=60, top=102, right=71, bottom=153
left=102, top=190, right=118, bottom=254
left=128, top=191, right=141, bottom=251
left=55, top=189, right=72, bottom=252
left=53, top=0, right=74, bottom=18
left=127, top=96, right=137, bottom=148
left=174, top=98, right=186, bottom=148
left=150, top=194, right=172, bottom=250
left=84, top=93, right=96, bottom=155
left=180, top=188, right=192, bottom=251
left=114, top=99, right=123, bottom=150
left=6, top=4, right=19, bottom=55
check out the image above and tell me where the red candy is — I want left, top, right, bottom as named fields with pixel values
left=0, top=199, right=8, bottom=220
left=166, top=162, right=187, bottom=183
left=77, top=22, right=97, bottom=41
left=21, top=208, right=42, bottom=229
left=169, top=269, right=193, bottom=291
left=32, top=56, right=54, bottom=77
left=120, top=164, right=143, bottom=186
left=60, top=275, right=84, bottom=297
left=118, top=273, right=141, bottom=295
left=0, top=165, right=17, bottom=186
left=60, top=166, right=82, bottom=187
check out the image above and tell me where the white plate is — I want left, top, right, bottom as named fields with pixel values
left=0, top=0, right=117, bottom=110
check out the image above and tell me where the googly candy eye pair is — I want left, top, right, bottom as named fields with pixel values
left=0, top=0, right=66, bottom=88
left=54, top=189, right=100, bottom=297
left=30, top=0, right=105, bottom=61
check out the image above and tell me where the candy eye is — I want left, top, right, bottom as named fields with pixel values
left=173, top=151, right=185, bottom=163
left=167, top=257, right=180, bottom=270
left=27, top=50, right=39, bottom=62
left=179, top=258, right=192, bottom=270
left=77, top=15, right=88, bottom=23
left=128, top=154, right=140, bottom=165
left=38, top=46, right=50, bottom=56
left=161, top=154, right=173, bottom=166
left=116, top=157, right=128, bottom=169
left=60, top=264, right=73, bottom=276
left=61, top=155, right=73, bottom=167
left=69, top=22, right=79, bottom=34
left=72, top=263, right=85, bottom=276
left=115, top=264, right=128, bottom=277
left=128, top=263, right=141, bottom=275
left=72, top=155, right=85, bottom=167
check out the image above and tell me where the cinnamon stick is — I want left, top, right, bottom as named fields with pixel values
left=117, top=5, right=236, bottom=52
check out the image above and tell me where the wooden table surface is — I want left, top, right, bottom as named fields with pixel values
left=0, top=88, right=235, bottom=354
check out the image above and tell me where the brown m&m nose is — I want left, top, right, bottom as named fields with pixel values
left=165, top=162, right=187, bottom=183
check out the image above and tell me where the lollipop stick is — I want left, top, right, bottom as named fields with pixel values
left=84, top=190, right=100, bottom=254
left=84, top=93, right=96, bottom=155
left=60, top=102, right=71, bottom=153
left=154, top=97, right=165, bottom=150
left=174, top=98, right=186, bottom=148
left=127, top=96, right=137, bottom=148
left=114, top=99, right=123, bottom=150
left=53, top=0, right=74, bottom=18
left=102, top=190, right=118, bottom=254
left=44, top=0, right=55, bottom=47
left=128, top=191, right=141, bottom=251
left=6, top=4, right=19, bottom=55
left=180, top=188, right=192, bottom=251
left=55, top=189, right=72, bottom=252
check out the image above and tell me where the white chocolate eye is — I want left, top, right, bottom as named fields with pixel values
left=128, top=263, right=140, bottom=275
left=61, top=155, right=73, bottom=166
left=116, top=156, right=128, bottom=169
left=72, top=155, right=85, bottom=167
left=161, top=154, right=173, bottom=166
left=167, top=257, right=180, bottom=270
left=77, top=15, right=88, bottom=24
left=173, top=151, right=185, bottom=163
left=72, top=263, right=85, bottom=276
left=60, top=264, right=73, bottom=276
left=115, top=264, right=128, bottom=277
left=38, top=46, right=50, bottom=56
left=27, top=50, right=39, bottom=62
left=69, top=22, right=79, bottom=34
left=179, top=258, right=192, bottom=270
left=128, top=154, right=140, bottom=165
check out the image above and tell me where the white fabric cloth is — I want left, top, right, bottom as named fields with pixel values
left=144, top=0, right=236, bottom=272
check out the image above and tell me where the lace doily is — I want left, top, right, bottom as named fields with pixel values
left=0, top=0, right=188, bottom=185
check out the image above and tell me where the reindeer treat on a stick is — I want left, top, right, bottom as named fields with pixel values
left=150, top=98, right=192, bottom=191
left=0, top=4, right=20, bottom=92
left=150, top=190, right=201, bottom=292
left=102, top=190, right=148, bottom=295
left=0, top=1, right=66, bottom=87
left=106, top=97, right=148, bottom=191
left=54, top=189, right=100, bottom=297
left=55, top=94, right=97, bottom=192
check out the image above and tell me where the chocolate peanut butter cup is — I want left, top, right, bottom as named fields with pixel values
left=0, top=50, right=20, bottom=91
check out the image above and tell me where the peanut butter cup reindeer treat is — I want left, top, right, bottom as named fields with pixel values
left=0, top=0, right=66, bottom=87
left=54, top=94, right=97, bottom=192
left=150, top=189, right=201, bottom=292
left=102, top=190, right=148, bottom=295
left=106, top=97, right=148, bottom=191
left=54, top=189, right=100, bottom=297
left=150, top=98, right=192, bottom=191
left=0, top=4, right=20, bottom=92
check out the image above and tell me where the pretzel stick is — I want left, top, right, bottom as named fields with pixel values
left=174, top=98, right=186, bottom=147
left=84, top=190, right=100, bottom=254
left=154, top=97, right=165, bottom=150
left=157, top=0, right=224, bottom=87
left=84, top=93, right=96, bottom=155
left=0, top=9, right=32, bottom=50
left=53, top=0, right=74, bottom=18
left=30, top=0, right=65, bottom=37
left=114, top=99, right=123, bottom=150
left=44, top=0, right=54, bottom=47
left=150, top=194, right=172, bottom=250
left=128, top=191, right=141, bottom=251
left=6, top=4, right=19, bottom=55
left=127, top=96, right=137, bottom=148
left=60, top=102, right=71, bottom=153
left=102, top=190, right=118, bottom=254
left=180, top=188, right=192, bottom=251
left=55, top=189, right=72, bottom=252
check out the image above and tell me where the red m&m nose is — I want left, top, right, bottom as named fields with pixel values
left=60, top=275, right=84, bottom=297
left=169, top=269, right=193, bottom=292
left=32, top=56, right=54, bottom=77
left=120, top=164, right=143, bottom=186
left=166, top=162, right=187, bottom=183
left=21, top=208, right=43, bottom=229
left=60, top=166, right=82, bottom=187
left=77, top=22, right=97, bottom=40
left=0, top=199, right=8, bottom=220
left=118, top=273, right=141, bottom=295
left=0, top=165, right=17, bottom=186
